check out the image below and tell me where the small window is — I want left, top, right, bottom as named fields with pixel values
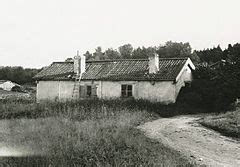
left=87, top=86, right=92, bottom=97
left=121, top=84, right=133, bottom=97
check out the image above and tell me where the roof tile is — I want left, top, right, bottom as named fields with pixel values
left=34, top=58, right=188, bottom=81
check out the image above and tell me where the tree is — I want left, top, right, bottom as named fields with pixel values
left=93, top=47, right=105, bottom=60
left=195, top=45, right=223, bottom=64
left=156, top=41, right=199, bottom=63
left=83, top=51, right=93, bottom=60
left=156, top=41, right=192, bottom=58
left=223, top=43, right=240, bottom=62
left=118, top=44, right=133, bottom=59
left=104, top=48, right=120, bottom=59
left=132, top=47, right=156, bottom=59
left=0, top=67, right=40, bottom=85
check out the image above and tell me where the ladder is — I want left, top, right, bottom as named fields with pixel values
left=72, top=73, right=82, bottom=99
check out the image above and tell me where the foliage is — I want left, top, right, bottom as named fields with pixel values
left=118, top=44, right=134, bottom=59
left=178, top=61, right=240, bottom=112
left=83, top=51, right=93, bottom=60
left=157, top=41, right=191, bottom=57
left=83, top=41, right=200, bottom=62
left=93, top=46, right=105, bottom=60
left=104, top=48, right=121, bottom=59
left=0, top=67, right=40, bottom=85
left=194, top=43, right=240, bottom=64
left=195, top=45, right=223, bottom=63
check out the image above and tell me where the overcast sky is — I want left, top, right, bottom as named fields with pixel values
left=0, top=0, right=239, bottom=68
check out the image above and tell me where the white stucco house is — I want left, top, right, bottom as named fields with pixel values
left=34, top=54, right=195, bottom=104
left=0, top=80, right=21, bottom=91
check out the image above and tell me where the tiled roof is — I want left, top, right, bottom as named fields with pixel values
left=34, top=58, right=190, bottom=81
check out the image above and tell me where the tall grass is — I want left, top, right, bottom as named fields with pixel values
left=0, top=99, right=195, bottom=166
left=199, top=109, right=240, bottom=138
left=0, top=98, right=206, bottom=119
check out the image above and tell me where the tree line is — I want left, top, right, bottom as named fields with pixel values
left=66, top=41, right=240, bottom=65
left=1, top=41, right=240, bottom=92
left=73, top=41, right=199, bottom=63
left=0, top=67, right=40, bottom=85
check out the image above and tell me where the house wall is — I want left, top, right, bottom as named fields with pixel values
left=37, top=65, right=192, bottom=103
left=37, top=81, right=75, bottom=101
left=100, top=81, right=137, bottom=99
left=174, top=65, right=193, bottom=99
left=36, top=80, right=100, bottom=101
left=99, top=81, right=175, bottom=104
left=136, top=81, right=175, bottom=103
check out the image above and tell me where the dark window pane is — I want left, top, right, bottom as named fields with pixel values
left=122, top=85, right=127, bottom=91
left=128, top=91, right=132, bottom=97
left=87, top=86, right=92, bottom=96
left=127, top=85, right=132, bottom=91
left=122, top=90, right=126, bottom=97
left=121, top=85, right=127, bottom=97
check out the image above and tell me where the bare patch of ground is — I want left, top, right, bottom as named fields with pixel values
left=138, top=115, right=240, bottom=167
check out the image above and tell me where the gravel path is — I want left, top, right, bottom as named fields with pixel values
left=138, top=116, right=240, bottom=167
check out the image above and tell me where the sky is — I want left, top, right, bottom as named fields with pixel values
left=0, top=0, right=239, bottom=68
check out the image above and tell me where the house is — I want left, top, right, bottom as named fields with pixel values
left=0, top=80, right=21, bottom=91
left=34, top=54, right=195, bottom=103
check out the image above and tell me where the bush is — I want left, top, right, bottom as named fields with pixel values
left=176, top=64, right=240, bottom=113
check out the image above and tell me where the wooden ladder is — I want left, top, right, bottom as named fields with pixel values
left=72, top=73, right=82, bottom=99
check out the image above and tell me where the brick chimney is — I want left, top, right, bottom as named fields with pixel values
left=149, top=53, right=159, bottom=74
left=74, top=55, right=86, bottom=76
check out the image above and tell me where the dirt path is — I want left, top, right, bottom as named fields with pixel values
left=138, top=115, right=240, bottom=167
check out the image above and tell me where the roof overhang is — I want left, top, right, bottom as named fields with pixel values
left=175, top=58, right=195, bottom=82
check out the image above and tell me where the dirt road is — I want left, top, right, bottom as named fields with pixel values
left=138, top=116, right=240, bottom=167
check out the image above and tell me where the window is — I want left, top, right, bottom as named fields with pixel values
left=121, top=84, right=133, bottom=97
left=87, top=85, right=92, bottom=97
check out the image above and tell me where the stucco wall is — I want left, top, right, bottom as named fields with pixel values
left=99, top=81, right=175, bottom=103
left=100, top=81, right=137, bottom=99
left=37, top=80, right=100, bottom=101
left=136, top=81, right=175, bottom=103
left=37, top=81, right=76, bottom=101
left=37, top=81, right=60, bottom=101
left=174, top=65, right=193, bottom=99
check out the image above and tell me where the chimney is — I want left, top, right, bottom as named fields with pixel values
left=74, top=55, right=86, bottom=76
left=149, top=53, right=159, bottom=74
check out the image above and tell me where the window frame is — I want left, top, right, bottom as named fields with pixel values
left=121, top=84, right=133, bottom=98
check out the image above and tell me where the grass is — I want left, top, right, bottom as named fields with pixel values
left=0, top=99, right=195, bottom=166
left=199, top=109, right=240, bottom=138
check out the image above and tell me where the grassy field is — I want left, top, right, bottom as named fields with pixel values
left=0, top=99, right=195, bottom=166
left=199, top=108, right=240, bottom=138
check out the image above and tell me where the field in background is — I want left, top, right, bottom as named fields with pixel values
left=199, top=109, right=240, bottom=138
left=0, top=89, right=35, bottom=101
left=0, top=99, right=195, bottom=166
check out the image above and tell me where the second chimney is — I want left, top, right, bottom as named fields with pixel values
left=149, top=53, right=159, bottom=74
left=74, top=55, right=86, bottom=76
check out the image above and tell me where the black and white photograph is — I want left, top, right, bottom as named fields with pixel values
left=0, top=0, right=240, bottom=166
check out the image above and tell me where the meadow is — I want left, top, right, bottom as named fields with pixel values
left=0, top=99, right=195, bottom=166
left=200, top=108, right=240, bottom=139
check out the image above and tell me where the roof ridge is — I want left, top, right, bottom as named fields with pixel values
left=86, top=59, right=147, bottom=63
left=52, top=61, right=73, bottom=64
left=52, top=57, right=189, bottom=64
